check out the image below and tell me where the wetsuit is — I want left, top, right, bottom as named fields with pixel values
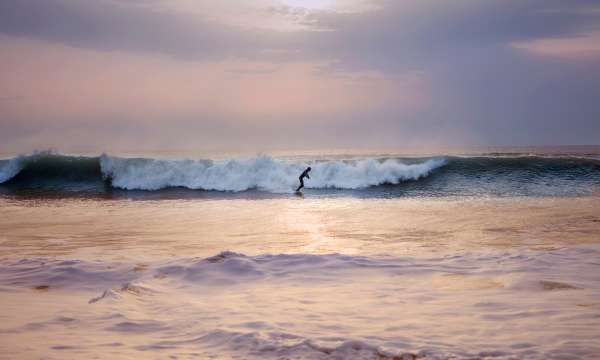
left=296, top=167, right=311, bottom=192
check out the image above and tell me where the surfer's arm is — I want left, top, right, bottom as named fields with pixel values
left=307, top=174, right=310, bottom=179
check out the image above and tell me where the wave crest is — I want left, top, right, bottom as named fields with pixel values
left=3, top=152, right=599, bottom=196
left=0, top=155, right=25, bottom=183
left=100, top=154, right=445, bottom=192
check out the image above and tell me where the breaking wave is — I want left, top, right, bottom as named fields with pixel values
left=0, top=152, right=444, bottom=193
left=100, top=154, right=444, bottom=192
left=1, top=151, right=599, bottom=196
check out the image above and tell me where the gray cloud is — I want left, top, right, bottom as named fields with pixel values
left=1, top=0, right=599, bottom=150
left=303, top=0, right=600, bottom=72
left=1, top=0, right=599, bottom=68
left=0, top=0, right=297, bottom=61
left=300, top=0, right=600, bottom=145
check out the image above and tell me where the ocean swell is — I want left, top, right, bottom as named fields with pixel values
left=1, top=152, right=599, bottom=196
left=0, top=152, right=445, bottom=193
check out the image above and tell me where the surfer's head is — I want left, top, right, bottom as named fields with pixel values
left=307, top=167, right=311, bottom=171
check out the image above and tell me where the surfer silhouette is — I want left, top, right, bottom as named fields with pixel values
left=296, top=167, right=311, bottom=192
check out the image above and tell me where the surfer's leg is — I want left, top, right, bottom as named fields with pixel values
left=296, top=178, right=304, bottom=191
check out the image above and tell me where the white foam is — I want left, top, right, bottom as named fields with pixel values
left=194, top=330, right=420, bottom=360
left=99, top=154, right=446, bottom=192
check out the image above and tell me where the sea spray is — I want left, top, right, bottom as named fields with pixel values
left=100, top=154, right=445, bottom=192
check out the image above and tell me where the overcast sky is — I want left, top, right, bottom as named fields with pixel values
left=1, top=0, right=599, bottom=154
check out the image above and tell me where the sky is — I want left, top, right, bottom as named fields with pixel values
left=1, top=0, right=599, bottom=154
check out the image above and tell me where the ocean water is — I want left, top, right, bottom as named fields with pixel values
left=1, top=149, right=600, bottom=198
left=1, top=148, right=600, bottom=359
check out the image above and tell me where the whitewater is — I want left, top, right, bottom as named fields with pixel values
left=1, top=151, right=599, bottom=197
left=99, top=154, right=445, bottom=192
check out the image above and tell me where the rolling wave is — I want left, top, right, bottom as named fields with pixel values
left=100, top=154, right=445, bottom=192
left=0, top=152, right=444, bottom=192
left=1, top=151, right=599, bottom=196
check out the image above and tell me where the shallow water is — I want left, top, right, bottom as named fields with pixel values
left=1, top=196, right=600, bottom=359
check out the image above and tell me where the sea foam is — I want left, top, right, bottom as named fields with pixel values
left=100, top=154, right=445, bottom=192
left=2, top=152, right=599, bottom=196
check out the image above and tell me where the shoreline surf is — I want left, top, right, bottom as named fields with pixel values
left=2, top=245, right=600, bottom=359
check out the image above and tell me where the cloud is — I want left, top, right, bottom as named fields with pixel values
left=512, top=32, right=600, bottom=59
left=0, top=34, right=429, bottom=153
left=1, top=0, right=599, bottom=70
left=1, top=0, right=599, bottom=152
left=295, top=0, right=600, bottom=72
left=0, top=34, right=422, bottom=119
left=0, top=0, right=297, bottom=61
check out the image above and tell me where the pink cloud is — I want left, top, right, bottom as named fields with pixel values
left=511, top=32, right=600, bottom=59
left=0, top=36, right=428, bottom=124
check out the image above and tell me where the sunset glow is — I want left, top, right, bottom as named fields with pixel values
left=0, top=0, right=598, bottom=152
left=1, top=2, right=600, bottom=360
left=280, top=0, right=336, bottom=10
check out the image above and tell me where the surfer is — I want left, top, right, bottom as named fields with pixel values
left=296, top=167, right=311, bottom=192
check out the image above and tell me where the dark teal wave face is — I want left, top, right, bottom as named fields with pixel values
left=400, top=156, right=600, bottom=198
left=1, top=154, right=599, bottom=199
left=0, top=154, right=107, bottom=194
